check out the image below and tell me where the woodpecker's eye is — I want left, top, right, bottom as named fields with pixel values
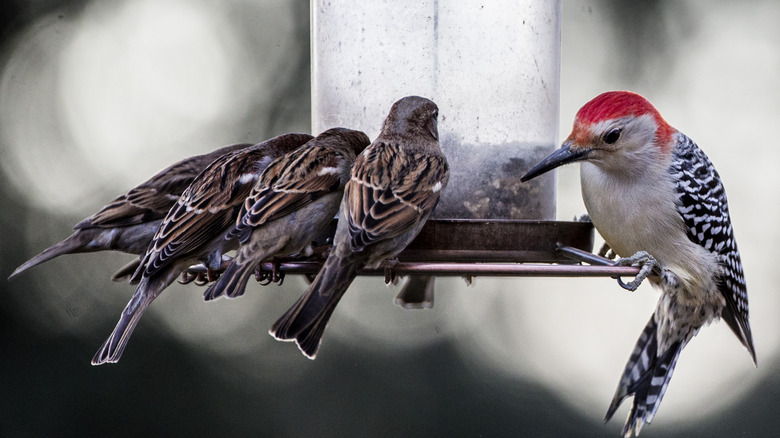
left=604, top=128, right=622, bottom=144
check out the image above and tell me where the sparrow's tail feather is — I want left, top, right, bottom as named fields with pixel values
left=9, top=230, right=99, bottom=279
left=91, top=273, right=170, bottom=365
left=270, top=251, right=361, bottom=359
left=605, top=315, right=684, bottom=437
left=203, top=258, right=255, bottom=301
left=111, top=257, right=143, bottom=283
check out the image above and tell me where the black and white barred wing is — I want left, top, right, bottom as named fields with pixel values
left=669, top=133, right=755, bottom=363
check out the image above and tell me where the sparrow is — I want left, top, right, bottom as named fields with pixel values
left=8, top=143, right=251, bottom=281
left=203, top=128, right=371, bottom=301
left=91, top=132, right=313, bottom=365
left=270, top=96, right=449, bottom=359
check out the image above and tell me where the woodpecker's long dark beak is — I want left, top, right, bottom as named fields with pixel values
left=520, top=143, right=592, bottom=182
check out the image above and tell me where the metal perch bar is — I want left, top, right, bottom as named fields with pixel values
left=184, top=245, right=643, bottom=280
left=181, top=220, right=647, bottom=280
left=180, top=220, right=650, bottom=282
left=252, top=260, right=642, bottom=278
left=184, top=253, right=640, bottom=278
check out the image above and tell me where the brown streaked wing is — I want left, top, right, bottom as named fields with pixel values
left=239, top=146, right=347, bottom=230
left=393, top=154, right=449, bottom=214
left=345, top=142, right=446, bottom=252
left=141, top=148, right=264, bottom=276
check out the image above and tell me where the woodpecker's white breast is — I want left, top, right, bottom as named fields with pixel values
left=580, top=159, right=719, bottom=303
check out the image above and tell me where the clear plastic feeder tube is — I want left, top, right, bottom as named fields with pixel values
left=312, top=1, right=561, bottom=220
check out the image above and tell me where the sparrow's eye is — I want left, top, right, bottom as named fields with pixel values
left=603, top=128, right=622, bottom=144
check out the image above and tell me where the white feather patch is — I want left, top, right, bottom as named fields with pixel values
left=317, top=166, right=340, bottom=176
left=432, top=181, right=443, bottom=193
left=239, top=173, right=259, bottom=184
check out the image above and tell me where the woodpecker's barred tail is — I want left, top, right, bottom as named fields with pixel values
left=670, top=134, right=755, bottom=363
left=605, top=316, right=684, bottom=437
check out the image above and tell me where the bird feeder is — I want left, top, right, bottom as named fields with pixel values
left=312, top=1, right=559, bottom=221
left=251, top=1, right=643, bottom=280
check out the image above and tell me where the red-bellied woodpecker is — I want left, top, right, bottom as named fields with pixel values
left=521, top=91, right=756, bottom=436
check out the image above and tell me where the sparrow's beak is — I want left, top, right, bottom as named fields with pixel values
left=520, top=143, right=592, bottom=182
left=426, top=115, right=439, bottom=140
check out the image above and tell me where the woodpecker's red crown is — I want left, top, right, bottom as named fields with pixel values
left=520, top=91, right=680, bottom=182
left=570, top=91, right=676, bottom=151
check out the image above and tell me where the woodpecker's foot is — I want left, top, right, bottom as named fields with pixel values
left=598, top=242, right=617, bottom=260
left=615, top=251, right=657, bottom=291
left=383, top=259, right=400, bottom=285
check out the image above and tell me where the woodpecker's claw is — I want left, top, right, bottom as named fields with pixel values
left=615, top=251, right=657, bottom=291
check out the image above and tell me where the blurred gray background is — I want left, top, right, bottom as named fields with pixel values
left=1, top=0, right=778, bottom=436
